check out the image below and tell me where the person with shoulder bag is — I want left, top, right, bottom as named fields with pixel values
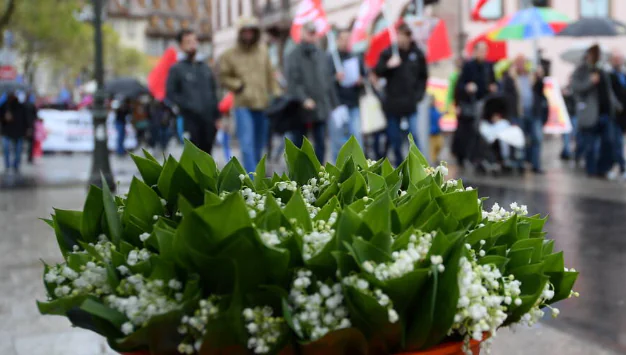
left=453, top=41, right=497, bottom=168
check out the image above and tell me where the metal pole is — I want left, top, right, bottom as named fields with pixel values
left=458, top=0, right=465, bottom=57
left=88, top=0, right=115, bottom=191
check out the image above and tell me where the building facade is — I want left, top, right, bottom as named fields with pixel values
left=211, top=0, right=625, bottom=83
left=106, top=0, right=213, bottom=61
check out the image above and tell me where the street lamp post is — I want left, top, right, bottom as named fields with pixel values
left=87, top=0, right=115, bottom=191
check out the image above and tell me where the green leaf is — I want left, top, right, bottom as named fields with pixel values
left=361, top=193, right=392, bottom=239
left=406, top=240, right=464, bottom=350
left=510, top=238, right=544, bottom=264
left=382, top=268, right=430, bottom=314
left=332, top=251, right=359, bottom=278
left=80, top=297, right=127, bottom=328
left=130, top=154, right=162, bottom=187
left=52, top=209, right=83, bottom=256
left=408, top=133, right=429, bottom=167
left=301, top=137, right=322, bottom=171
left=195, top=192, right=253, bottom=244
left=507, top=248, right=533, bottom=270
left=406, top=151, right=428, bottom=186
left=396, top=186, right=431, bottom=230
left=123, top=177, right=165, bottom=230
left=546, top=271, right=578, bottom=303
left=283, top=190, right=313, bottom=232
left=521, top=215, right=547, bottom=232
left=255, top=155, right=268, bottom=190
left=179, top=139, right=218, bottom=180
left=157, top=156, right=178, bottom=199
left=284, top=139, right=318, bottom=185
left=169, top=164, right=204, bottom=206
left=101, top=177, right=122, bottom=246
left=543, top=252, right=564, bottom=273
left=542, top=240, right=555, bottom=255
left=336, top=136, right=367, bottom=170
left=466, top=224, right=492, bottom=247
left=336, top=207, right=363, bottom=251
left=194, top=163, right=218, bottom=193
left=314, top=197, right=339, bottom=222
left=81, top=185, right=103, bottom=243
left=351, top=237, right=393, bottom=265
left=493, top=215, right=519, bottom=248
left=366, top=172, right=386, bottom=195
left=436, top=189, right=479, bottom=226
left=218, top=157, right=247, bottom=193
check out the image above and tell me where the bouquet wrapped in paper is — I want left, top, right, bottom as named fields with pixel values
left=38, top=137, right=578, bottom=355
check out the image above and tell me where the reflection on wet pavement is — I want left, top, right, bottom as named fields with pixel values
left=472, top=183, right=626, bottom=354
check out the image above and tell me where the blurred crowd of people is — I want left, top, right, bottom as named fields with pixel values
left=6, top=15, right=626, bottom=182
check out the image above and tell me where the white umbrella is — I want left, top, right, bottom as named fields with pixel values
left=560, top=42, right=610, bottom=65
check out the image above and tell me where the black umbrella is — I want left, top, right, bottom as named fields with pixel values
left=0, top=81, right=31, bottom=95
left=557, top=17, right=626, bottom=37
left=104, top=77, right=150, bottom=99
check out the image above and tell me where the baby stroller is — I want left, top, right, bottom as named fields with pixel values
left=474, top=94, right=526, bottom=175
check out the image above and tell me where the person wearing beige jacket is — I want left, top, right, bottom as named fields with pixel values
left=219, top=16, right=280, bottom=173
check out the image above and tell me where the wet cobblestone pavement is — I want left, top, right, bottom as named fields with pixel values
left=1, top=140, right=625, bottom=354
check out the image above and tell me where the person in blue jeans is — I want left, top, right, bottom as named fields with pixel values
left=0, top=92, right=29, bottom=174
left=571, top=45, right=623, bottom=177
left=608, top=50, right=626, bottom=179
left=219, top=17, right=279, bottom=173
left=510, top=55, right=547, bottom=173
left=374, top=24, right=428, bottom=166
left=329, top=29, right=365, bottom=159
left=114, top=98, right=131, bottom=156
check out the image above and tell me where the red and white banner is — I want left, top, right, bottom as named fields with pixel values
left=471, top=0, right=491, bottom=21
left=350, top=0, right=385, bottom=48
left=290, top=0, right=331, bottom=42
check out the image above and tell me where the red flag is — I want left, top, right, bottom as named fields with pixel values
left=290, top=0, right=331, bottom=43
left=471, top=0, right=491, bottom=22
left=365, top=18, right=453, bottom=68
left=218, top=92, right=234, bottom=114
left=147, top=47, right=178, bottom=101
left=426, top=19, right=452, bottom=63
left=465, top=16, right=510, bottom=62
left=364, top=25, right=395, bottom=68
left=350, top=0, right=385, bottom=49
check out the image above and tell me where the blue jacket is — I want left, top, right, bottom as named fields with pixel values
left=430, top=105, right=442, bottom=135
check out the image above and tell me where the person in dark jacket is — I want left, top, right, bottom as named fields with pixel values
left=571, top=45, right=623, bottom=177
left=453, top=41, right=497, bottom=167
left=24, top=92, right=38, bottom=164
left=114, top=97, right=132, bottom=156
left=0, top=92, right=28, bottom=173
left=608, top=50, right=626, bottom=179
left=329, top=29, right=366, bottom=157
left=286, top=21, right=339, bottom=162
left=166, top=29, right=220, bottom=154
left=374, top=23, right=428, bottom=166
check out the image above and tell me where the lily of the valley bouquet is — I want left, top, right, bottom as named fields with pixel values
left=38, top=137, right=578, bottom=355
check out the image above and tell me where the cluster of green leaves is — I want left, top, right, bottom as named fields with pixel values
left=38, top=138, right=577, bottom=355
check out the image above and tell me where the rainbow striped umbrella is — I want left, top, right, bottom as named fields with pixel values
left=488, top=7, right=570, bottom=41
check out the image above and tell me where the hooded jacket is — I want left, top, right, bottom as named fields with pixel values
left=219, top=17, right=279, bottom=110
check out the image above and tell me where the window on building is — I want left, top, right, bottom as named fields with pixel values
left=579, top=0, right=609, bottom=17
left=470, top=0, right=503, bottom=20
left=520, top=0, right=550, bottom=7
